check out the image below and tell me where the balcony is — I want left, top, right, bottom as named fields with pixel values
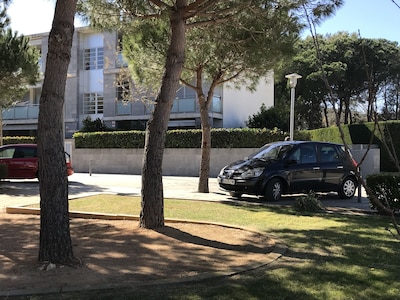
left=2, top=104, right=39, bottom=120
left=116, top=96, right=222, bottom=116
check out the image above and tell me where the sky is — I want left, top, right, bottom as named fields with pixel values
left=6, top=0, right=400, bottom=44
left=7, top=0, right=86, bottom=35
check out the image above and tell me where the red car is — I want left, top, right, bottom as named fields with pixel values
left=0, top=144, right=74, bottom=179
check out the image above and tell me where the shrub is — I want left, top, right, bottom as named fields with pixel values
left=292, top=191, right=325, bottom=213
left=366, top=173, right=400, bottom=212
left=81, top=116, right=108, bottom=132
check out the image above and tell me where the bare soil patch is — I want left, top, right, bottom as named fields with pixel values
left=0, top=213, right=277, bottom=295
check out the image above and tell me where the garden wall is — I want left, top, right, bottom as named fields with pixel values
left=68, top=140, right=380, bottom=178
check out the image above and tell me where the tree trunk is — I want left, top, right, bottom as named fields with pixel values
left=322, top=99, right=329, bottom=127
left=0, top=108, right=3, bottom=146
left=198, top=94, right=211, bottom=193
left=37, top=0, right=77, bottom=264
left=344, top=97, right=350, bottom=124
left=140, top=1, right=186, bottom=229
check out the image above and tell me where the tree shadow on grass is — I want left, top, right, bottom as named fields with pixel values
left=0, top=213, right=276, bottom=296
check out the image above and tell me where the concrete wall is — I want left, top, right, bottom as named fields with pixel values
left=350, top=145, right=380, bottom=178
left=70, top=144, right=380, bottom=178
left=71, top=147, right=255, bottom=177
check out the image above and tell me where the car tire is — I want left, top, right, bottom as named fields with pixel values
left=229, top=191, right=242, bottom=199
left=264, top=178, right=282, bottom=201
left=338, top=177, right=357, bottom=199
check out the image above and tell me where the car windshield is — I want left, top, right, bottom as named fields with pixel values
left=249, top=143, right=293, bottom=161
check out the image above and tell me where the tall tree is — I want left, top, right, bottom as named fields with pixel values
left=275, top=33, right=400, bottom=128
left=79, top=0, right=253, bottom=228
left=37, top=0, right=78, bottom=264
left=122, top=0, right=302, bottom=193
left=0, top=3, right=39, bottom=145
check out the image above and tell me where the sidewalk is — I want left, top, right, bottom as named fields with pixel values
left=1, top=173, right=373, bottom=214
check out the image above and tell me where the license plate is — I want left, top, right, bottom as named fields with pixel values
left=221, top=178, right=235, bottom=185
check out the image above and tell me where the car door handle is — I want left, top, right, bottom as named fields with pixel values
left=313, top=167, right=321, bottom=170
left=337, top=166, right=344, bottom=169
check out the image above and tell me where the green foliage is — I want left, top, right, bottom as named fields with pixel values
left=165, top=130, right=202, bottom=148
left=73, top=128, right=312, bottom=149
left=246, top=103, right=289, bottom=131
left=366, top=173, right=400, bottom=212
left=275, top=33, right=400, bottom=128
left=81, top=116, right=108, bottom=132
left=0, top=28, right=39, bottom=109
left=307, top=126, right=352, bottom=144
left=292, top=191, right=325, bottom=213
left=2, top=136, right=36, bottom=144
left=73, top=131, right=145, bottom=148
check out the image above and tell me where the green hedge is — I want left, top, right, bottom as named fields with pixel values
left=366, top=173, right=400, bottom=212
left=73, top=128, right=311, bottom=149
left=2, top=136, right=36, bottom=145
left=73, top=131, right=146, bottom=148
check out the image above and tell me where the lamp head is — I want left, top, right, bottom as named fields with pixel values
left=285, top=73, right=302, bottom=88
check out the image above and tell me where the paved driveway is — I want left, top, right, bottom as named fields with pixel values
left=1, top=173, right=373, bottom=213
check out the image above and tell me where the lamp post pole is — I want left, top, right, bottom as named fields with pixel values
left=285, top=73, right=302, bottom=141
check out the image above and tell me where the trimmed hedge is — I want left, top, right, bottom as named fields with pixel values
left=73, top=128, right=311, bottom=149
left=366, top=173, right=400, bottom=212
left=4, top=121, right=400, bottom=170
left=2, top=136, right=36, bottom=145
left=73, top=131, right=146, bottom=148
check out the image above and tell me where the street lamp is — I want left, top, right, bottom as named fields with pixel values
left=285, top=73, right=302, bottom=141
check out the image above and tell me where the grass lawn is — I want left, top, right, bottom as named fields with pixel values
left=32, top=195, right=400, bottom=299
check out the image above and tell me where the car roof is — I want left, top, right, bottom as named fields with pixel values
left=269, top=140, right=342, bottom=147
left=0, top=144, right=37, bottom=149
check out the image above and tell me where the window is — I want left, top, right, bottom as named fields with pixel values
left=83, top=93, right=104, bottom=114
left=319, top=145, right=340, bottom=163
left=83, top=47, right=104, bottom=70
left=116, top=81, right=131, bottom=115
left=0, top=148, right=14, bottom=158
left=117, top=81, right=130, bottom=102
left=299, top=145, right=317, bottom=164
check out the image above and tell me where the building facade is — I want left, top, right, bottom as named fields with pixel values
left=2, top=27, right=274, bottom=138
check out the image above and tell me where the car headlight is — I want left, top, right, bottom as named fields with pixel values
left=240, top=167, right=264, bottom=179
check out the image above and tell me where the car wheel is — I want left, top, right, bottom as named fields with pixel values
left=338, top=177, right=357, bottom=199
left=229, top=191, right=242, bottom=199
left=264, top=178, right=282, bottom=201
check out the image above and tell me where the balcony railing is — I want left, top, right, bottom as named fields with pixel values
left=2, top=104, right=39, bottom=120
left=3, top=96, right=222, bottom=120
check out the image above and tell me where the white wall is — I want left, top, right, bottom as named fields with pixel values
left=222, top=72, right=274, bottom=128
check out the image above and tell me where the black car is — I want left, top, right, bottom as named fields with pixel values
left=217, top=141, right=359, bottom=201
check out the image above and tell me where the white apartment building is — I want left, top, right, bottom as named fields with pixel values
left=2, top=27, right=274, bottom=138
